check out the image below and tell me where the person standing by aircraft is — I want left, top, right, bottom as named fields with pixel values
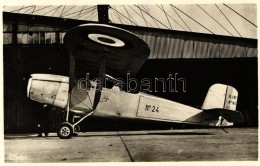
left=37, top=104, right=51, bottom=137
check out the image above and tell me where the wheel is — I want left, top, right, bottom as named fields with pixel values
left=57, top=122, right=74, bottom=139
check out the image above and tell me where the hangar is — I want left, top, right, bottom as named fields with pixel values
left=3, top=5, right=258, bottom=133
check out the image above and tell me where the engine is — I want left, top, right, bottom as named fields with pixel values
left=27, top=74, right=69, bottom=108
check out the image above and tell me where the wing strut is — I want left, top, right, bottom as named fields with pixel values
left=92, top=58, right=106, bottom=110
left=69, top=53, right=75, bottom=92
left=65, top=46, right=75, bottom=122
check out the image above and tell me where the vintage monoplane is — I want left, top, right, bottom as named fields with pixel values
left=27, top=24, right=244, bottom=139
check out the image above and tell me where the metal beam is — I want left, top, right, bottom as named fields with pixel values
left=97, top=5, right=109, bottom=23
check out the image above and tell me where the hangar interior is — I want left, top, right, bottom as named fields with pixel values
left=3, top=8, right=258, bottom=133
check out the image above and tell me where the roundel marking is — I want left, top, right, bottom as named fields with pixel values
left=88, top=33, right=125, bottom=47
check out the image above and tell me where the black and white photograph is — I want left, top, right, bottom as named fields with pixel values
left=1, top=0, right=258, bottom=164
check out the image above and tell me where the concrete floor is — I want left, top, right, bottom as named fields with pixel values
left=4, top=128, right=258, bottom=162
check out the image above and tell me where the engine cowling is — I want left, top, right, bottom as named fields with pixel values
left=27, top=74, right=69, bottom=108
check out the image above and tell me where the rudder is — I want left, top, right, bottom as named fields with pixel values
left=202, top=83, right=238, bottom=111
left=202, top=84, right=240, bottom=126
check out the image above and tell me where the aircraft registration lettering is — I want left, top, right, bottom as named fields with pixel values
left=228, top=95, right=237, bottom=100
left=145, top=105, right=159, bottom=113
left=225, top=94, right=238, bottom=107
left=228, top=100, right=237, bottom=105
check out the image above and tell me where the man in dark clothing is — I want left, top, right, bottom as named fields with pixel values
left=37, top=104, right=51, bottom=137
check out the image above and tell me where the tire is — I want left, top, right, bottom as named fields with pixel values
left=57, top=122, right=74, bottom=139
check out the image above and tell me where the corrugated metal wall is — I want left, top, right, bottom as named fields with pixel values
left=4, top=45, right=69, bottom=133
left=132, top=31, right=257, bottom=59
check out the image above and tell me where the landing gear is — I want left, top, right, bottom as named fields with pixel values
left=57, top=102, right=78, bottom=139
left=57, top=122, right=74, bottom=139
left=57, top=110, right=94, bottom=139
left=74, top=125, right=80, bottom=132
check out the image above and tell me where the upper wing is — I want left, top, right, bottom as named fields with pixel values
left=64, top=24, right=150, bottom=76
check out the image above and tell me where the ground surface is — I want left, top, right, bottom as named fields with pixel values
left=4, top=128, right=258, bottom=162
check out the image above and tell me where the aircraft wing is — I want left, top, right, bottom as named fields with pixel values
left=64, top=24, right=150, bottom=76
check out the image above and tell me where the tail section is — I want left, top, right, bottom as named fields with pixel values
left=201, top=84, right=244, bottom=126
left=202, top=84, right=238, bottom=111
